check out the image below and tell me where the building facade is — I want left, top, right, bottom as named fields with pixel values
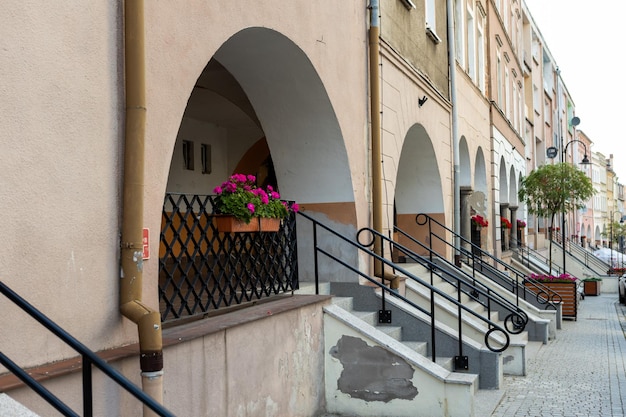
left=1, top=1, right=623, bottom=416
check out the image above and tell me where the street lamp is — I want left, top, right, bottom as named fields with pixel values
left=560, top=137, right=590, bottom=274
left=610, top=211, right=624, bottom=271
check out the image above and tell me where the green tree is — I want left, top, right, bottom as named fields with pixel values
left=600, top=220, right=626, bottom=249
left=518, top=162, right=594, bottom=270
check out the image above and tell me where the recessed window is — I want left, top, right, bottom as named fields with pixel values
left=201, top=144, right=211, bottom=175
left=425, top=0, right=441, bottom=43
left=183, top=140, right=194, bottom=171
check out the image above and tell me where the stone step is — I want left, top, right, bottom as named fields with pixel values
left=0, top=394, right=40, bottom=417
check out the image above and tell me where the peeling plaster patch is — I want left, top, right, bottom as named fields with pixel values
left=329, top=335, right=418, bottom=402
left=133, top=250, right=143, bottom=272
left=503, top=355, right=514, bottom=365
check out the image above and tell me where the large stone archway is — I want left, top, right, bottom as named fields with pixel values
left=159, top=27, right=367, bottom=294
left=394, top=124, right=445, bottom=256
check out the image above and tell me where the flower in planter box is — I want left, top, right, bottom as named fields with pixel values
left=501, top=218, right=512, bottom=229
left=527, top=273, right=577, bottom=283
left=517, top=219, right=526, bottom=229
left=213, top=173, right=298, bottom=223
left=471, top=214, right=488, bottom=228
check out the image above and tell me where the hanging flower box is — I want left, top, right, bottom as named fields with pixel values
left=215, top=215, right=260, bottom=233
left=212, top=173, right=298, bottom=233
left=260, top=217, right=281, bottom=232
left=471, top=215, right=488, bottom=229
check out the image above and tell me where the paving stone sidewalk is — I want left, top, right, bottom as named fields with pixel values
left=490, top=294, right=626, bottom=417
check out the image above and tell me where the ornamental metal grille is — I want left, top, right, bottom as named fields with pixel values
left=159, top=193, right=298, bottom=323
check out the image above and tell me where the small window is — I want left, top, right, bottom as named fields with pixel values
left=182, top=140, right=194, bottom=171
left=201, top=143, right=211, bottom=174
left=425, top=0, right=441, bottom=43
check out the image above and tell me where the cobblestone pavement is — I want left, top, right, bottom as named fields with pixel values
left=490, top=294, right=626, bottom=417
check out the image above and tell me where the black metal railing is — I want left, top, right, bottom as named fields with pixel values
left=513, top=236, right=563, bottom=276
left=391, top=226, right=528, bottom=334
left=416, top=213, right=562, bottom=310
left=298, top=211, right=511, bottom=368
left=159, top=193, right=298, bottom=323
left=553, top=237, right=610, bottom=276
left=0, top=281, right=175, bottom=417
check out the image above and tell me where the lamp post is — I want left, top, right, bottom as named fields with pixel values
left=610, top=211, right=625, bottom=271
left=560, top=136, right=590, bottom=274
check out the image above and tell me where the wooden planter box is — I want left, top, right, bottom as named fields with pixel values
left=525, top=281, right=578, bottom=320
left=583, top=280, right=602, bottom=296
left=259, top=217, right=281, bottom=232
left=214, top=216, right=281, bottom=233
left=215, top=216, right=259, bottom=233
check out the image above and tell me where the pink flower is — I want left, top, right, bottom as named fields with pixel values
left=246, top=203, right=255, bottom=213
left=213, top=186, right=223, bottom=194
left=291, top=202, right=299, bottom=213
left=231, top=174, right=246, bottom=183
left=270, top=191, right=280, bottom=199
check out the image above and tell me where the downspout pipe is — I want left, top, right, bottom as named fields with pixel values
left=369, top=0, right=398, bottom=287
left=446, top=0, right=461, bottom=265
left=121, top=0, right=165, bottom=413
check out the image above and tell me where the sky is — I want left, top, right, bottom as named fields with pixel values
left=524, top=0, right=626, bottom=181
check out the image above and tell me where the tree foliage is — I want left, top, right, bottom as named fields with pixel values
left=519, top=162, right=594, bottom=228
left=518, top=162, right=594, bottom=271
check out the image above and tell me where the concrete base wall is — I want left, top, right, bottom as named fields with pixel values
left=5, top=297, right=328, bottom=417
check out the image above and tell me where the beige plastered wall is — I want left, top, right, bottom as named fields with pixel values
left=454, top=65, right=493, bottom=249
left=142, top=0, right=370, bottom=289
left=0, top=1, right=135, bottom=366
left=0, top=0, right=368, bottom=373
left=7, top=300, right=327, bottom=417
left=378, top=43, right=453, bottom=236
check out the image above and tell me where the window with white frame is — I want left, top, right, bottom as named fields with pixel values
left=505, top=67, right=510, bottom=118
left=425, top=0, right=440, bottom=42
left=466, top=2, right=476, bottom=80
left=477, top=9, right=485, bottom=92
left=454, top=0, right=465, bottom=65
left=533, top=84, right=540, bottom=113
left=517, top=86, right=524, bottom=131
left=497, top=52, right=503, bottom=106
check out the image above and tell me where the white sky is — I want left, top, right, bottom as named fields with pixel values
left=524, top=0, right=626, bottom=182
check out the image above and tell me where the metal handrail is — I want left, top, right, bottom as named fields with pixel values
left=416, top=213, right=562, bottom=309
left=512, top=236, right=563, bottom=276
left=298, top=212, right=511, bottom=362
left=554, top=236, right=611, bottom=276
left=0, top=281, right=175, bottom=417
left=389, top=226, right=528, bottom=334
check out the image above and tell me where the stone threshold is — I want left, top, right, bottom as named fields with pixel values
left=0, top=294, right=331, bottom=392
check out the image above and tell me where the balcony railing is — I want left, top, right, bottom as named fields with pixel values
left=159, top=193, right=298, bottom=323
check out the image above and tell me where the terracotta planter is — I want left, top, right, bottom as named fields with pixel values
left=525, top=281, right=578, bottom=319
left=583, top=280, right=601, bottom=296
left=214, top=216, right=281, bottom=233
left=259, top=217, right=281, bottom=232
left=215, top=216, right=260, bottom=233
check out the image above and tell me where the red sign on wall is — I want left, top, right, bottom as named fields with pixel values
left=142, top=228, right=150, bottom=260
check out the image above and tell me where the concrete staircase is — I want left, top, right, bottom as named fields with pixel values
left=400, top=262, right=528, bottom=376
left=306, top=278, right=509, bottom=417
left=323, top=297, right=479, bottom=417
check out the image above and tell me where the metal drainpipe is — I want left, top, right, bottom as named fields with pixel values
left=369, top=0, right=398, bottom=287
left=446, top=0, right=461, bottom=265
left=121, top=0, right=165, bottom=414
